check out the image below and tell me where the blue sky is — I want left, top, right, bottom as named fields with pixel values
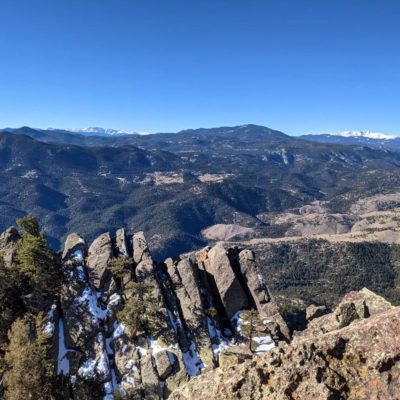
left=0, top=0, right=399, bottom=135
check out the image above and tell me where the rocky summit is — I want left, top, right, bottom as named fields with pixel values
left=1, top=224, right=400, bottom=399
left=31, top=228, right=288, bottom=399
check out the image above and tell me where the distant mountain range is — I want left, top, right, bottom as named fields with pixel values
left=301, top=130, right=400, bottom=150
left=2, top=123, right=400, bottom=259
left=322, top=130, right=395, bottom=140
left=60, top=127, right=140, bottom=136
left=2, top=125, right=400, bottom=149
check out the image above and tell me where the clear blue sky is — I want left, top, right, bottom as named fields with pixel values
left=1, top=0, right=399, bottom=135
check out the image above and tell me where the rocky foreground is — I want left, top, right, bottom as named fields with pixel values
left=1, top=227, right=289, bottom=399
left=170, top=288, right=400, bottom=400
left=1, top=226, right=400, bottom=399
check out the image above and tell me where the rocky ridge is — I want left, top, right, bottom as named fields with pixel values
left=2, top=225, right=400, bottom=399
left=170, top=288, right=400, bottom=400
left=3, top=228, right=287, bottom=399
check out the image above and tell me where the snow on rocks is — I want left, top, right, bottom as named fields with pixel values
left=75, top=286, right=108, bottom=325
left=43, top=303, right=57, bottom=335
left=230, top=310, right=275, bottom=355
left=182, top=342, right=205, bottom=376
left=253, top=335, right=275, bottom=354
left=57, top=318, right=70, bottom=375
left=207, top=317, right=230, bottom=357
left=78, top=333, right=111, bottom=382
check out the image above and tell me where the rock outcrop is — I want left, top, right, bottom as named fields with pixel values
left=2, top=223, right=399, bottom=399
left=86, top=232, right=113, bottom=289
left=201, top=243, right=249, bottom=318
left=0, top=226, right=20, bottom=266
left=170, top=288, right=400, bottom=400
left=50, top=230, right=288, bottom=399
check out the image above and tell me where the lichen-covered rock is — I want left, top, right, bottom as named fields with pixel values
left=87, top=232, right=113, bottom=289
left=306, top=304, right=328, bottom=321
left=141, top=354, right=163, bottom=399
left=172, top=258, right=213, bottom=363
left=0, top=226, right=20, bottom=266
left=300, top=287, right=394, bottom=338
left=114, top=328, right=142, bottom=395
left=154, top=350, right=174, bottom=379
left=170, top=291, right=400, bottom=400
left=162, top=348, right=189, bottom=397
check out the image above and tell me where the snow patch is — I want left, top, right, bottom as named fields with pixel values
left=207, top=317, right=230, bottom=357
left=75, top=286, right=108, bottom=325
left=44, top=303, right=57, bottom=335
left=253, top=335, right=275, bottom=354
left=107, top=293, right=122, bottom=312
left=182, top=342, right=205, bottom=376
left=57, top=318, right=70, bottom=375
left=113, top=322, right=125, bottom=339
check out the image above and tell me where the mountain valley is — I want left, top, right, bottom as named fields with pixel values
left=2, top=125, right=400, bottom=260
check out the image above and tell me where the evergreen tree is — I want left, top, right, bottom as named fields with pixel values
left=240, top=309, right=261, bottom=353
left=205, top=307, right=218, bottom=318
left=0, top=256, right=24, bottom=346
left=3, top=314, right=55, bottom=400
left=14, top=215, right=61, bottom=312
left=16, top=215, right=41, bottom=237
left=117, top=280, right=163, bottom=336
left=108, top=257, right=133, bottom=290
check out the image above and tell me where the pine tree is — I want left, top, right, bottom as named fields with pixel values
left=108, top=257, right=133, bottom=290
left=0, top=256, right=24, bottom=346
left=3, top=314, right=55, bottom=400
left=205, top=307, right=218, bottom=318
left=14, top=215, right=61, bottom=312
left=16, top=215, right=41, bottom=237
left=117, top=280, right=163, bottom=336
left=240, top=309, right=261, bottom=353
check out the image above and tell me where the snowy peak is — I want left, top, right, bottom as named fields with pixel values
left=315, top=130, right=395, bottom=140
left=337, top=131, right=395, bottom=140
left=68, top=127, right=138, bottom=136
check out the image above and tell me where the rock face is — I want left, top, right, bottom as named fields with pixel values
left=170, top=289, right=400, bottom=400
left=296, top=288, right=395, bottom=338
left=86, top=232, right=113, bottom=289
left=115, top=228, right=129, bottom=256
left=0, top=226, right=20, bottom=266
left=62, top=232, right=86, bottom=259
left=305, top=304, right=328, bottom=321
left=204, top=243, right=249, bottom=318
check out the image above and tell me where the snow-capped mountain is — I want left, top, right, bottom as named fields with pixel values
left=67, top=127, right=138, bottom=136
left=300, top=130, right=400, bottom=150
left=333, top=130, right=395, bottom=140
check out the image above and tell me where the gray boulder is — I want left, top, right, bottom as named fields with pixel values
left=87, top=232, right=113, bottom=289
left=205, top=243, right=249, bottom=318
left=115, top=228, right=129, bottom=256
left=140, top=354, right=163, bottom=399
left=154, top=350, right=174, bottom=380
left=62, top=232, right=86, bottom=260
left=0, top=226, right=20, bottom=266
left=133, top=231, right=150, bottom=264
left=306, top=304, right=328, bottom=321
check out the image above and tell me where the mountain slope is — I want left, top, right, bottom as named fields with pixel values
left=2, top=126, right=400, bottom=258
